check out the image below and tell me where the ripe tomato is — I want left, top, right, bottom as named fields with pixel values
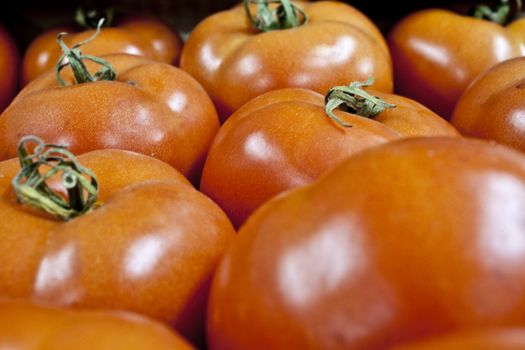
left=390, top=329, right=525, bottom=350
left=0, top=138, right=234, bottom=345
left=2, top=41, right=219, bottom=183
left=21, top=16, right=182, bottom=85
left=201, top=82, right=457, bottom=227
left=0, top=299, right=194, bottom=350
left=208, top=137, right=525, bottom=349
left=181, top=0, right=392, bottom=120
left=451, top=57, right=525, bottom=153
left=0, top=24, right=18, bottom=112
left=388, top=8, right=522, bottom=119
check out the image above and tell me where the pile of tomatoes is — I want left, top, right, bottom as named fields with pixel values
left=2, top=0, right=525, bottom=349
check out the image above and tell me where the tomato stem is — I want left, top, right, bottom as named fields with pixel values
left=325, top=78, right=396, bottom=128
left=472, top=0, right=522, bottom=25
left=55, top=18, right=117, bottom=86
left=11, top=136, right=99, bottom=221
left=75, top=6, right=115, bottom=29
left=243, top=0, right=308, bottom=32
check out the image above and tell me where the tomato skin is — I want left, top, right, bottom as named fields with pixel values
left=0, top=299, right=194, bottom=350
left=0, top=24, right=18, bottom=112
left=181, top=1, right=392, bottom=120
left=208, top=137, right=525, bottom=349
left=21, top=17, right=182, bottom=85
left=451, top=57, right=525, bottom=153
left=388, top=9, right=521, bottom=120
left=1, top=54, right=219, bottom=184
left=200, top=87, right=457, bottom=228
left=0, top=149, right=235, bottom=345
left=390, top=329, right=525, bottom=350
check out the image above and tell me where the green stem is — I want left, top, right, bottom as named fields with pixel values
left=473, top=0, right=522, bottom=24
left=75, top=6, right=115, bottom=29
left=244, top=0, right=308, bottom=32
left=325, top=78, right=396, bottom=128
left=56, top=18, right=117, bottom=86
left=12, top=136, right=99, bottom=221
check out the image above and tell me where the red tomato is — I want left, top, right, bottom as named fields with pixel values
left=208, top=137, right=525, bottom=349
left=0, top=24, right=18, bottom=112
left=2, top=50, right=218, bottom=184
left=181, top=0, right=392, bottom=120
left=451, top=57, right=525, bottom=153
left=21, top=16, right=182, bottom=85
left=0, top=299, right=194, bottom=350
left=390, top=329, right=525, bottom=350
left=201, top=83, right=458, bottom=227
left=388, top=9, right=522, bottom=119
left=0, top=139, right=235, bottom=346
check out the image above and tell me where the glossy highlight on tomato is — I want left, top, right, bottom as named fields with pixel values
left=208, top=137, right=525, bottom=349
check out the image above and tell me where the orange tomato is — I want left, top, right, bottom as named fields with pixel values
left=388, top=9, right=522, bottom=119
left=201, top=84, right=457, bottom=227
left=0, top=142, right=234, bottom=345
left=208, top=137, right=525, bottom=349
left=181, top=0, right=392, bottom=120
left=0, top=299, right=194, bottom=350
left=0, top=24, right=18, bottom=112
left=452, top=57, right=525, bottom=153
left=21, top=16, right=182, bottom=85
left=2, top=52, right=218, bottom=184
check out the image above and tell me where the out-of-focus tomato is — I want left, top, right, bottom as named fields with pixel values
left=181, top=0, right=392, bottom=120
left=0, top=137, right=234, bottom=346
left=208, top=137, right=525, bottom=349
left=452, top=57, right=525, bottom=153
left=2, top=29, right=218, bottom=184
left=390, top=329, right=525, bottom=350
left=0, top=24, right=18, bottom=112
left=0, top=299, right=194, bottom=350
left=21, top=16, right=182, bottom=85
left=388, top=8, right=522, bottom=119
left=201, top=81, right=458, bottom=227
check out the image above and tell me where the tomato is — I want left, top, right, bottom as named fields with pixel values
left=451, top=57, right=525, bottom=153
left=208, top=137, right=525, bottom=349
left=21, top=16, right=182, bottom=85
left=181, top=0, right=392, bottom=120
left=388, top=8, right=522, bottom=119
left=0, top=138, right=234, bottom=345
left=2, top=33, right=218, bottom=184
left=390, top=329, right=525, bottom=350
left=0, top=24, right=18, bottom=112
left=0, top=299, right=193, bottom=350
left=200, top=81, right=458, bottom=227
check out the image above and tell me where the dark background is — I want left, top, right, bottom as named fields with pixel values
left=0, top=1, right=479, bottom=51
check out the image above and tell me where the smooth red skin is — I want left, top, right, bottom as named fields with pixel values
left=200, top=88, right=400, bottom=228
left=0, top=149, right=235, bottom=345
left=390, top=329, right=525, bottom=350
left=181, top=1, right=393, bottom=120
left=0, top=299, right=194, bottom=350
left=0, top=24, right=19, bottom=112
left=388, top=9, right=522, bottom=120
left=200, top=88, right=458, bottom=228
left=0, top=54, right=219, bottom=184
left=208, top=137, right=525, bottom=349
left=451, top=57, right=525, bottom=153
left=21, top=18, right=182, bottom=85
